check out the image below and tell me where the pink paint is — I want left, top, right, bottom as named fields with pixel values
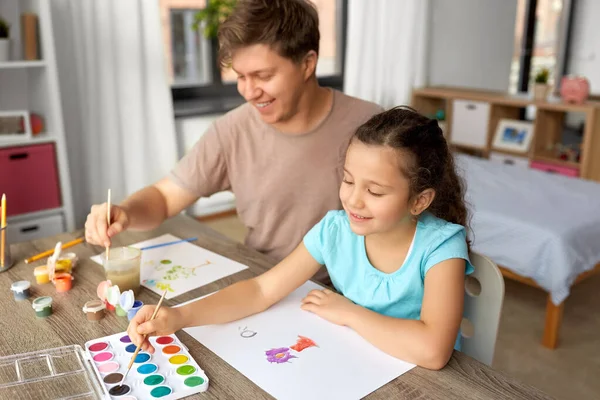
left=88, top=342, right=109, bottom=352
left=93, top=351, right=114, bottom=363
left=98, top=361, right=120, bottom=374
left=156, top=336, right=174, bottom=345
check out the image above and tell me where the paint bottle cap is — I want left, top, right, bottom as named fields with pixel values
left=83, top=299, right=106, bottom=313
left=119, top=290, right=135, bottom=311
left=59, top=252, right=78, bottom=268
left=106, top=285, right=121, bottom=306
left=11, top=280, right=31, bottom=293
left=34, top=266, right=49, bottom=276
left=97, top=280, right=112, bottom=301
left=32, top=296, right=53, bottom=310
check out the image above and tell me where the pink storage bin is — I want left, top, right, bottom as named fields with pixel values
left=530, top=160, right=579, bottom=178
left=0, top=143, right=62, bottom=216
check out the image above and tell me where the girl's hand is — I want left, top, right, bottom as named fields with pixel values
left=126, top=305, right=184, bottom=354
left=301, top=288, right=356, bottom=326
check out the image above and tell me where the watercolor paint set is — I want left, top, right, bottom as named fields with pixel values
left=85, top=332, right=209, bottom=399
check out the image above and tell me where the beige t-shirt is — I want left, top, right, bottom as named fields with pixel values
left=170, top=89, right=383, bottom=278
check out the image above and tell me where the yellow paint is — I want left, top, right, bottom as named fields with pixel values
left=169, top=354, right=189, bottom=365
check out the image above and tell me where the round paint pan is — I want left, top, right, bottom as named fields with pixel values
left=97, top=361, right=120, bottom=374
left=88, top=341, right=110, bottom=353
left=167, top=354, right=189, bottom=366
left=137, top=363, right=158, bottom=375
left=184, top=376, right=208, bottom=390
left=161, top=345, right=181, bottom=355
left=133, top=352, right=151, bottom=364
left=119, top=334, right=132, bottom=344
left=102, top=372, right=124, bottom=385
left=149, top=385, right=173, bottom=398
left=154, top=336, right=174, bottom=346
left=125, top=344, right=137, bottom=353
left=176, top=364, right=196, bottom=376
left=108, top=384, right=131, bottom=397
left=92, top=351, right=114, bottom=363
left=143, top=374, right=165, bottom=386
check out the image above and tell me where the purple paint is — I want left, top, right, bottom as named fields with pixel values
left=265, top=347, right=296, bottom=363
left=120, top=335, right=132, bottom=343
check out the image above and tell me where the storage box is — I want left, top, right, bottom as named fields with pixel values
left=530, top=160, right=579, bottom=178
left=450, top=100, right=490, bottom=148
left=0, top=143, right=61, bottom=216
left=6, top=213, right=64, bottom=244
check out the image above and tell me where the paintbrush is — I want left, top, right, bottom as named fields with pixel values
left=117, top=288, right=168, bottom=388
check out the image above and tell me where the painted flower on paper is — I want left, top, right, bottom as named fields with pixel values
left=265, top=347, right=296, bottom=364
left=290, top=335, right=317, bottom=352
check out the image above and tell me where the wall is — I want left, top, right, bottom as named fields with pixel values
left=567, top=0, right=600, bottom=93
left=427, top=0, right=518, bottom=91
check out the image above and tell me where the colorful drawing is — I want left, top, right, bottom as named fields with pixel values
left=290, top=335, right=317, bottom=352
left=142, top=259, right=212, bottom=292
left=265, top=347, right=297, bottom=364
left=239, top=326, right=257, bottom=338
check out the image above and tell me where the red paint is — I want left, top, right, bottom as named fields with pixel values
left=290, top=335, right=317, bottom=352
left=156, top=336, right=174, bottom=345
left=88, top=342, right=109, bottom=352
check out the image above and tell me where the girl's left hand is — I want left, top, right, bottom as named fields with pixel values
left=301, top=288, right=356, bottom=326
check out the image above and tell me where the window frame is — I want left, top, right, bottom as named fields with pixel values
left=171, top=0, right=349, bottom=105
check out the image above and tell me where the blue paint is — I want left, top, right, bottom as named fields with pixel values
left=137, top=363, right=158, bottom=374
left=134, top=353, right=151, bottom=363
left=125, top=344, right=137, bottom=353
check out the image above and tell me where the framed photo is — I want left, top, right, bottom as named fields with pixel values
left=0, top=110, right=32, bottom=142
left=492, top=119, right=534, bottom=153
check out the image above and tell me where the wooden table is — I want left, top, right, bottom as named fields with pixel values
left=0, top=215, right=553, bottom=399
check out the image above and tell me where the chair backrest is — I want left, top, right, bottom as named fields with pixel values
left=460, top=252, right=505, bottom=366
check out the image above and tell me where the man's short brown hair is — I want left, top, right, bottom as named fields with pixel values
left=218, top=0, right=320, bottom=67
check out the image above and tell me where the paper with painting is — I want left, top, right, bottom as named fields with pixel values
left=180, top=280, right=415, bottom=400
left=91, top=234, right=248, bottom=299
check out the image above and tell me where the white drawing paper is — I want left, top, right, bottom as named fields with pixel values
left=179, top=281, right=416, bottom=400
left=91, top=234, right=248, bottom=299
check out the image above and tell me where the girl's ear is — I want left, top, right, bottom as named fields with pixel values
left=410, top=189, right=435, bottom=216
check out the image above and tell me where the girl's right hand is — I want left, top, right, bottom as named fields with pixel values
left=127, top=305, right=184, bottom=354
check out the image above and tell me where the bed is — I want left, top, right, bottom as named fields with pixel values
left=456, top=153, right=600, bottom=348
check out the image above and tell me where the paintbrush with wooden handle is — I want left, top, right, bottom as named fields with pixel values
left=118, top=288, right=168, bottom=388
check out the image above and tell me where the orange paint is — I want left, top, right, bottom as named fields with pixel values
left=290, top=335, right=317, bottom=352
left=162, top=345, right=181, bottom=355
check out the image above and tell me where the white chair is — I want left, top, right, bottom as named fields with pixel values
left=460, top=252, right=505, bottom=366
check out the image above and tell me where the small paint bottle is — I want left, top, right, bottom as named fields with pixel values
left=55, top=259, right=73, bottom=274
left=82, top=299, right=106, bottom=322
left=54, top=272, right=73, bottom=292
left=11, top=280, right=31, bottom=301
left=127, top=300, right=144, bottom=321
left=32, top=296, right=53, bottom=318
left=59, top=252, right=78, bottom=268
left=34, top=265, right=50, bottom=284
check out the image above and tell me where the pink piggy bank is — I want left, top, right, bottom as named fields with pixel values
left=560, top=76, right=590, bottom=104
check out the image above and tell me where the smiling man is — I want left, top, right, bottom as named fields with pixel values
left=84, top=0, right=382, bottom=282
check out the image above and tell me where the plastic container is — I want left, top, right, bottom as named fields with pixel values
left=83, top=299, right=106, bottom=322
left=127, top=300, right=144, bottom=321
left=54, top=272, right=73, bottom=292
left=55, top=259, right=73, bottom=274
left=59, top=252, right=78, bottom=268
left=102, top=247, right=141, bottom=294
left=11, top=280, right=31, bottom=301
left=34, top=265, right=50, bottom=284
left=32, top=296, right=53, bottom=318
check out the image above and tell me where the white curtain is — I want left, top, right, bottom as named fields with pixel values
left=344, top=0, right=430, bottom=108
left=51, top=0, right=178, bottom=227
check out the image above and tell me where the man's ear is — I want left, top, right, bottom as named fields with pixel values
left=302, top=50, right=318, bottom=80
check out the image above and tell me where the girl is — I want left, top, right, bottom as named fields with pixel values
left=127, top=106, right=474, bottom=370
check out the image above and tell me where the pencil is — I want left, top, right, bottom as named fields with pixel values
left=140, top=237, right=198, bottom=251
left=1, top=194, right=6, bottom=268
left=119, top=288, right=168, bottom=387
left=106, top=189, right=111, bottom=261
left=24, top=237, right=85, bottom=264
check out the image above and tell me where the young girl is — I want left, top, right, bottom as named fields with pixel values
left=127, top=106, right=474, bottom=370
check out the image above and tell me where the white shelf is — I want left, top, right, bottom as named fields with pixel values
left=0, top=61, right=46, bottom=69
left=0, top=133, right=56, bottom=148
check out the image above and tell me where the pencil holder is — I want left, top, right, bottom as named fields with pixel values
left=0, top=226, right=14, bottom=273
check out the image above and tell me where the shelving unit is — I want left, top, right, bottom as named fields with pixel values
left=411, top=86, right=600, bottom=182
left=0, top=0, right=74, bottom=243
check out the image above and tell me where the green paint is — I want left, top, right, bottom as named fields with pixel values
left=176, top=365, right=196, bottom=376
left=144, top=375, right=165, bottom=386
left=184, top=376, right=205, bottom=387
left=160, top=260, right=171, bottom=264
left=150, top=386, right=172, bottom=398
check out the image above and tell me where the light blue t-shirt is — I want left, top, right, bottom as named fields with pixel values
left=303, top=210, right=474, bottom=350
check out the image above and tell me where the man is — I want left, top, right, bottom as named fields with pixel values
left=84, top=0, right=382, bottom=282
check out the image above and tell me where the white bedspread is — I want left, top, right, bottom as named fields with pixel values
left=455, top=154, right=600, bottom=305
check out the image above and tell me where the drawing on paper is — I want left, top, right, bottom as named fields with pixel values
left=265, top=335, right=317, bottom=364
left=265, top=347, right=297, bottom=364
left=239, top=326, right=257, bottom=338
left=142, top=259, right=213, bottom=293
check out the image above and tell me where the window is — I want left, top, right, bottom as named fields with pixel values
left=160, top=0, right=348, bottom=105
left=509, top=0, right=575, bottom=94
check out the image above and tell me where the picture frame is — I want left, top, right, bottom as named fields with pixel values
left=0, top=110, right=32, bottom=142
left=492, top=119, right=534, bottom=153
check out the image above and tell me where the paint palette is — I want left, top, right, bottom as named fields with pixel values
left=85, top=332, right=208, bottom=399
